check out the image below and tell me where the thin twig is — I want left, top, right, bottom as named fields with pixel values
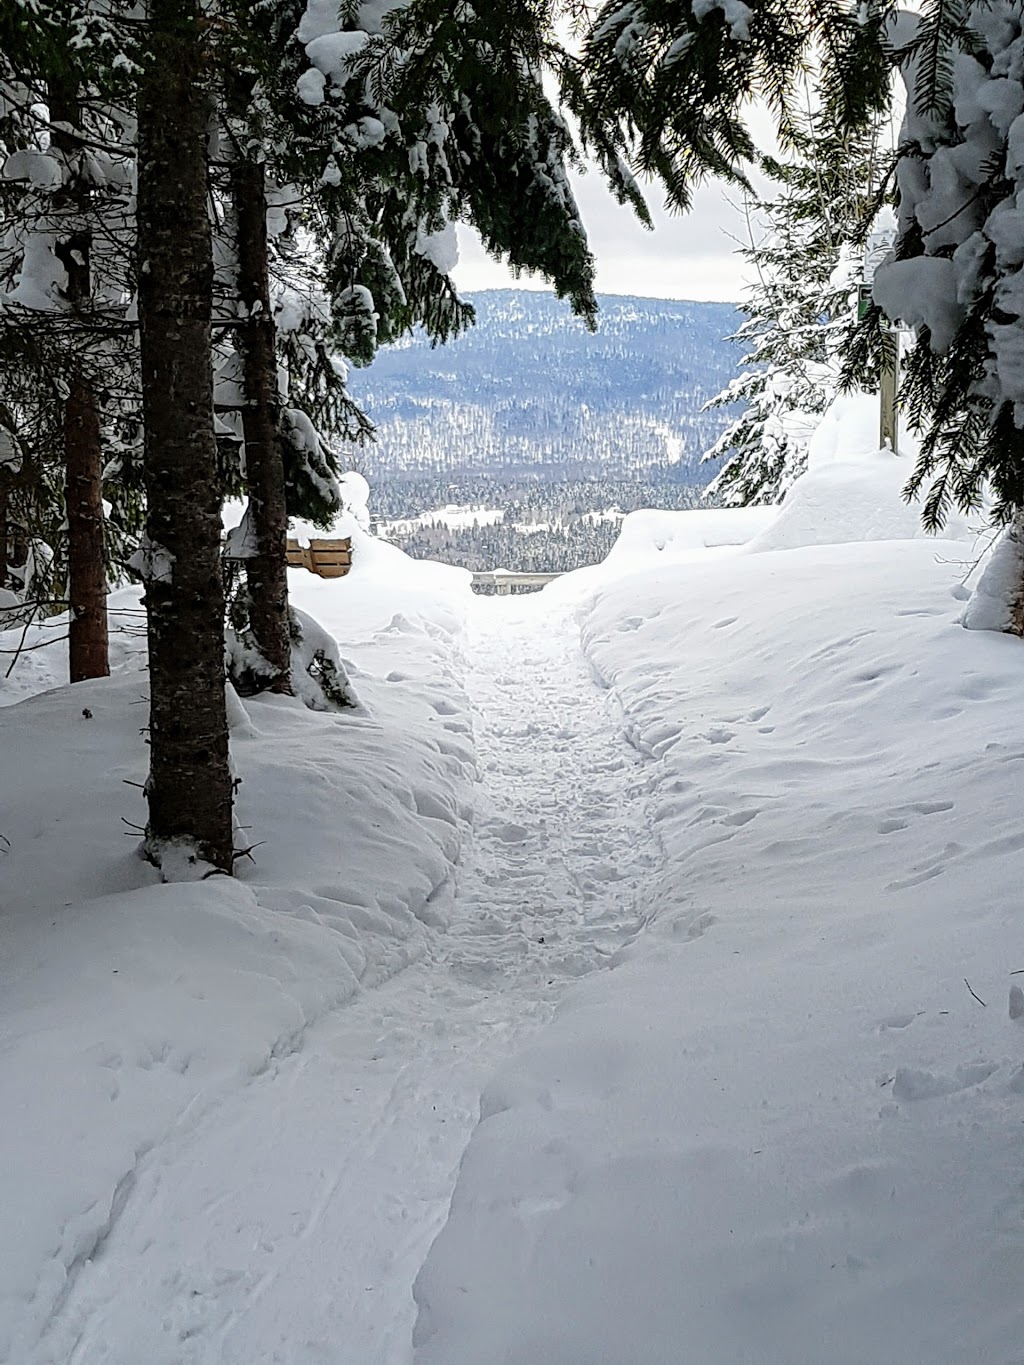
left=231, top=841, right=266, bottom=864
left=0, top=633, right=69, bottom=656
left=964, top=977, right=987, bottom=1006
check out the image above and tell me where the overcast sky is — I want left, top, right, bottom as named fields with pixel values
left=453, top=170, right=756, bottom=304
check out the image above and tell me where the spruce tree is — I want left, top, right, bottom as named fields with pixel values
left=136, top=0, right=234, bottom=874
left=49, top=73, right=109, bottom=681
left=574, top=0, right=891, bottom=214
left=705, top=111, right=883, bottom=505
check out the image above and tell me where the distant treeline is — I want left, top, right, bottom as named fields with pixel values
left=374, top=478, right=714, bottom=574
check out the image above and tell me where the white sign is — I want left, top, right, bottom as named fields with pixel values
left=863, top=226, right=897, bottom=284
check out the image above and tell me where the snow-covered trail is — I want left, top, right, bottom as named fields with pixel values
left=39, top=595, right=659, bottom=1365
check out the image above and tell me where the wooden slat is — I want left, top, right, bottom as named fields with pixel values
left=286, top=537, right=352, bottom=579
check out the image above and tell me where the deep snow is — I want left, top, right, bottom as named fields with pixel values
left=4, top=424, right=1024, bottom=1363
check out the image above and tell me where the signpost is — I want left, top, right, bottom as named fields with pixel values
left=862, top=226, right=899, bottom=453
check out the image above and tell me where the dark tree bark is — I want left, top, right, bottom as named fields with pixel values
left=136, top=0, right=233, bottom=874
left=0, top=471, right=9, bottom=592
left=231, top=156, right=292, bottom=693
left=50, top=79, right=110, bottom=681
left=64, top=375, right=109, bottom=680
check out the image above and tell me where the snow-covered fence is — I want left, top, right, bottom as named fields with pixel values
left=285, top=538, right=353, bottom=578
left=471, top=570, right=563, bottom=595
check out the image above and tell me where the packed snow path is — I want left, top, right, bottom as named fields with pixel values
left=40, top=595, right=659, bottom=1365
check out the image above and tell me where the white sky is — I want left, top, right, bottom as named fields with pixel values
left=454, top=171, right=756, bottom=303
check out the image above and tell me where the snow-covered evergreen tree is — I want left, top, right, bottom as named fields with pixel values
left=868, top=6, right=1024, bottom=534
left=574, top=0, right=891, bottom=212
left=0, top=0, right=139, bottom=671
left=574, top=0, right=1024, bottom=630
left=211, top=0, right=604, bottom=691
left=704, top=113, right=883, bottom=506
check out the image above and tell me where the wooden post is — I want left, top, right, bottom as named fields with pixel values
left=863, top=223, right=900, bottom=455
left=880, top=329, right=899, bottom=454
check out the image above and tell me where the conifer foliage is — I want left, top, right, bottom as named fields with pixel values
left=578, top=0, right=1024, bottom=630
left=872, top=7, right=1024, bottom=531
left=703, top=113, right=883, bottom=505
left=1, top=0, right=605, bottom=874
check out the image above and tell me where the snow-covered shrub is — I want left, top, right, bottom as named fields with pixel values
left=289, top=606, right=359, bottom=712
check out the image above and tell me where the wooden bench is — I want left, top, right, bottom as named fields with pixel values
left=286, top=537, right=353, bottom=578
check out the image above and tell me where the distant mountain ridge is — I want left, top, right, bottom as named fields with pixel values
left=346, top=289, right=744, bottom=489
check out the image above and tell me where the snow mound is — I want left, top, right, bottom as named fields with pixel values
left=962, top=519, right=1024, bottom=633
left=608, top=505, right=776, bottom=564
left=747, top=395, right=976, bottom=553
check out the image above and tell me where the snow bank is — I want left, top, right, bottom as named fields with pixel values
left=549, top=393, right=978, bottom=618
left=745, top=394, right=975, bottom=552
left=962, top=517, right=1024, bottom=633
left=0, top=543, right=474, bottom=1362
left=414, top=538, right=1024, bottom=1364
left=745, top=451, right=927, bottom=551
left=607, top=505, right=776, bottom=563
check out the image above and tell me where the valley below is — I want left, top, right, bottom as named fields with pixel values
left=345, top=290, right=743, bottom=576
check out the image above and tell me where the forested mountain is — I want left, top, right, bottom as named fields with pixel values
left=347, top=290, right=743, bottom=494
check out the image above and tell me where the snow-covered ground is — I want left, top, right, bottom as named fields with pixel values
left=4, top=411, right=1024, bottom=1362
left=375, top=504, right=504, bottom=536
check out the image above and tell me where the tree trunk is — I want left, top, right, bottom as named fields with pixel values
left=0, top=472, right=8, bottom=592
left=136, top=0, right=233, bottom=874
left=50, top=78, right=110, bottom=680
left=231, top=156, right=292, bottom=692
left=65, top=375, right=109, bottom=680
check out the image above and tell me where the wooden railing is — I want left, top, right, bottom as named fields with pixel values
left=471, top=570, right=564, bottom=595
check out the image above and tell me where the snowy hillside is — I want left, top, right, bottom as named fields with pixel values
left=348, top=290, right=742, bottom=495
left=3, top=400, right=1024, bottom=1363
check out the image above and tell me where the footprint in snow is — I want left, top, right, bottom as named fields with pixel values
left=428, top=697, right=461, bottom=716
left=891, top=1061, right=998, bottom=1100
left=704, top=727, right=735, bottom=745
left=486, top=821, right=531, bottom=844
left=721, top=808, right=758, bottom=828
left=673, top=911, right=717, bottom=941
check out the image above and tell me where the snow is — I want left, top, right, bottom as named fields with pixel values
left=305, top=31, right=369, bottom=80
left=608, top=504, right=774, bottom=563
left=2, top=148, right=63, bottom=190
left=4, top=414, right=1024, bottom=1363
left=872, top=257, right=963, bottom=350
left=413, top=222, right=459, bottom=276
left=0, top=550, right=476, bottom=1363
left=963, top=515, right=1024, bottom=633
left=127, top=534, right=175, bottom=584
left=691, top=0, right=752, bottom=42
left=377, top=504, right=505, bottom=535
left=296, top=67, right=327, bottom=107
left=412, top=536, right=1024, bottom=1365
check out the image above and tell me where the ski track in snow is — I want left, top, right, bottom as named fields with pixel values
left=37, top=597, right=658, bottom=1365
